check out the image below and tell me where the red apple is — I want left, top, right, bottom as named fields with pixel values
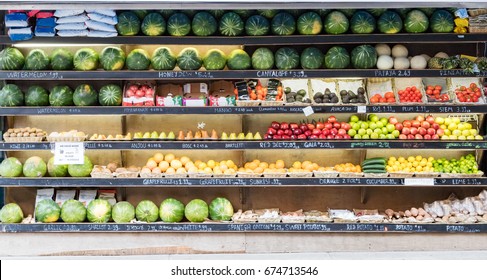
left=284, top=129, right=292, bottom=136
left=273, top=135, right=282, bottom=139
left=307, top=123, right=315, bottom=130
left=412, top=120, right=421, bottom=128
left=427, top=128, right=436, bottom=136
left=432, top=134, right=440, bottom=140
left=424, top=134, right=432, bottom=140
left=277, top=129, right=285, bottom=136
left=403, top=120, right=412, bottom=128
left=271, top=121, right=280, bottom=130
left=319, top=134, right=327, bottom=139
left=282, top=135, right=291, bottom=140
left=426, top=115, right=435, bottom=124
left=333, top=122, right=341, bottom=129
left=407, top=134, right=415, bottom=140
left=322, top=128, right=330, bottom=136
left=335, top=135, right=344, bottom=139
left=402, top=127, right=410, bottom=135
left=280, top=122, right=289, bottom=130
left=293, top=129, right=302, bottom=135
left=389, top=116, right=398, bottom=125
left=399, top=134, right=407, bottom=139
left=264, top=133, right=270, bottom=139
left=436, top=129, right=445, bottom=136
left=415, top=134, right=423, bottom=139
left=309, top=135, right=318, bottom=140
left=395, top=123, right=404, bottom=131
left=267, top=128, right=276, bottom=135
left=416, top=115, right=425, bottom=122
left=316, top=122, right=325, bottom=130
left=298, top=134, right=307, bottom=140
left=330, top=128, right=338, bottom=136
left=304, top=130, right=312, bottom=137
left=290, top=123, right=299, bottom=130
left=418, top=127, right=427, bottom=135
left=326, top=135, right=334, bottom=139
left=312, top=129, right=322, bottom=135
left=328, top=116, right=337, bottom=123
left=343, top=123, right=351, bottom=131
left=291, top=135, right=298, bottom=140
left=410, top=127, right=418, bottom=135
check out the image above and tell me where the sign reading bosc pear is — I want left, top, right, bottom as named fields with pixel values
left=54, top=142, right=85, bottom=165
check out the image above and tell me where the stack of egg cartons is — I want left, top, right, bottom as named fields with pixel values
left=86, top=10, right=118, bottom=37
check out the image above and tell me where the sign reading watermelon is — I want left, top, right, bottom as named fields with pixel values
left=54, top=142, right=85, bottom=165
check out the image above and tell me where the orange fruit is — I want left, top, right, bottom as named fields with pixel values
left=158, top=161, right=170, bottom=172
left=153, top=153, right=164, bottom=163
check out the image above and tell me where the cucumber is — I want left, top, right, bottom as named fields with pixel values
left=362, top=164, right=386, bottom=170
left=362, top=157, right=386, bottom=166
left=363, top=169, right=387, bottom=173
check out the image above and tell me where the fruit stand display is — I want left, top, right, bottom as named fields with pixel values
left=2, top=1, right=487, bottom=255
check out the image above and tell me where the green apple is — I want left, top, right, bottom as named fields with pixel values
left=167, top=131, right=176, bottom=139
left=348, top=129, right=357, bottom=136
left=361, top=122, right=369, bottom=129
left=354, top=134, right=362, bottom=139
left=366, top=129, right=373, bottom=135
left=350, top=115, right=360, bottom=122
left=379, top=134, right=388, bottom=139
left=369, top=122, right=377, bottom=130
left=373, top=128, right=382, bottom=134
left=440, top=124, right=447, bottom=130
left=458, top=135, right=467, bottom=141
left=352, top=123, right=360, bottom=131
left=392, top=130, right=400, bottom=137
left=380, top=118, right=388, bottom=126
left=159, top=132, right=167, bottom=139
left=375, top=121, right=384, bottom=129
left=361, top=134, right=370, bottom=139
left=386, top=123, right=395, bottom=133
left=381, top=127, right=388, bottom=134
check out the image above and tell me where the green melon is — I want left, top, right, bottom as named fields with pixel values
left=252, top=47, right=274, bottom=70
left=177, top=47, right=202, bottom=70
left=233, top=10, right=254, bottom=19
left=419, top=8, right=436, bottom=17
left=301, top=47, right=324, bottom=69
left=184, top=199, right=208, bottom=223
left=286, top=9, right=305, bottom=18
left=0, top=203, right=23, bottom=223
left=151, top=47, right=177, bottom=70
left=100, top=46, right=126, bottom=71
left=378, top=10, right=403, bottom=34
left=35, top=199, right=60, bottom=223
left=50, top=48, right=73, bottom=70
left=351, top=44, right=378, bottom=69
left=73, top=84, right=98, bottom=106
left=227, top=49, right=251, bottom=70
left=24, top=49, right=50, bottom=70
left=25, top=85, right=49, bottom=106
left=258, top=9, right=279, bottom=19
left=112, top=201, right=135, bottom=223
left=192, top=11, right=217, bottom=36
left=0, top=47, right=25, bottom=70
left=159, top=198, right=185, bottom=223
left=126, top=49, right=151, bottom=70
left=87, top=199, right=112, bottom=223
left=275, top=47, right=300, bottom=70
left=245, top=15, right=270, bottom=36
left=395, top=8, right=412, bottom=19
left=98, top=84, right=122, bottom=106
left=209, top=197, right=234, bottom=221
left=181, top=10, right=197, bottom=18
left=47, top=157, right=69, bottom=177
left=23, top=156, right=47, bottom=177
left=324, top=46, right=350, bottom=69
left=430, top=10, right=454, bottom=33
left=116, top=11, right=141, bottom=35
left=167, top=13, right=191, bottom=36
left=136, top=200, right=159, bottom=222
left=49, top=85, right=74, bottom=106
left=219, top=12, right=244, bottom=36
left=297, top=12, right=322, bottom=35
left=324, top=11, right=349, bottom=34
left=404, top=9, right=429, bottom=33
left=0, top=157, right=23, bottom=177
left=141, top=12, right=166, bottom=36
left=0, top=84, right=24, bottom=107
left=73, top=48, right=99, bottom=71
left=271, top=12, right=296, bottom=35
left=67, top=156, right=93, bottom=177
left=61, top=199, right=87, bottom=223
left=159, top=10, right=175, bottom=19
left=350, top=11, right=376, bottom=34
left=203, top=49, right=227, bottom=70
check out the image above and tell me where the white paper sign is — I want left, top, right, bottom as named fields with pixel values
left=404, top=178, right=435, bottom=186
left=54, top=142, right=85, bottom=165
left=357, top=106, right=367, bottom=113
left=303, top=106, right=314, bottom=117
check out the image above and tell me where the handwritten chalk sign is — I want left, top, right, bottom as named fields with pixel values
left=54, top=142, right=84, bottom=165
left=256, top=70, right=308, bottom=78
left=3, top=71, right=63, bottom=80
left=303, top=106, right=314, bottom=117
left=404, top=178, right=434, bottom=186
left=369, top=105, right=396, bottom=113
left=374, top=70, right=411, bottom=77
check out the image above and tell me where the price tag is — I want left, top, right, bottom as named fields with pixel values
left=404, top=178, right=435, bottom=186
left=357, top=106, right=367, bottom=113
left=303, top=106, right=314, bottom=117
left=54, top=142, right=85, bottom=165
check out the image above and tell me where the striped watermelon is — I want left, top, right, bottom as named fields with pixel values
left=324, top=46, right=350, bottom=69
left=227, top=49, right=251, bottom=70
left=378, top=10, right=403, bottom=34
left=0, top=84, right=24, bottom=107
left=351, top=45, right=377, bottom=69
left=203, top=49, right=227, bottom=70
left=404, top=10, right=429, bottom=33
left=271, top=12, right=296, bottom=35
left=301, top=47, right=324, bottom=69
left=50, top=48, right=73, bottom=70
left=275, top=47, right=300, bottom=70
left=430, top=10, right=454, bottom=33
left=126, top=49, right=151, bottom=70
left=324, top=11, right=349, bottom=34
left=0, top=47, right=25, bottom=70
left=251, top=48, right=274, bottom=70
left=49, top=85, right=73, bottom=106
left=151, top=47, right=177, bottom=70
left=141, top=12, right=166, bottom=36
left=116, top=11, right=141, bottom=36
left=99, top=84, right=122, bottom=106
left=25, top=86, right=49, bottom=106
left=245, top=15, right=270, bottom=36
left=100, top=46, right=125, bottom=71
left=192, top=12, right=218, bottom=36
left=167, top=13, right=191, bottom=36
left=297, top=12, right=322, bottom=35
left=257, top=10, right=279, bottom=19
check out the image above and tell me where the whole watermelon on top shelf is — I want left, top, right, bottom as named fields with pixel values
left=430, top=10, right=454, bottom=33
left=351, top=44, right=377, bottom=69
left=350, top=11, right=376, bottom=34
left=100, top=46, right=125, bottom=71
left=99, top=84, right=122, bottom=106
left=209, top=197, right=234, bottom=221
left=177, top=47, right=202, bottom=70
left=367, top=9, right=388, bottom=17
left=73, top=48, right=99, bottom=71
left=167, top=12, right=191, bottom=36
left=275, top=47, right=300, bottom=70
left=185, top=199, right=209, bottom=223
left=209, top=10, right=225, bottom=19
left=60, top=199, right=86, bottom=223
left=112, top=201, right=135, bottom=223
left=49, top=85, right=74, bottom=106
left=404, top=9, right=429, bottom=33
left=116, top=11, right=141, bottom=35
left=24, top=49, right=50, bottom=70
left=68, top=155, right=93, bottom=177
left=395, top=8, right=412, bottom=19
left=192, top=11, right=218, bottom=36
left=133, top=10, right=149, bottom=20
left=245, top=15, right=270, bottom=36
left=324, top=11, right=349, bottom=34
left=25, top=85, right=49, bottom=106
left=203, top=49, right=227, bottom=70
left=23, top=156, right=47, bottom=178
left=315, top=9, right=332, bottom=17
left=227, top=49, right=251, bottom=70
left=0, top=157, right=23, bottom=178
left=141, top=12, right=166, bottom=36
left=297, top=11, right=322, bottom=35
left=73, top=84, right=98, bottom=106
left=0, top=84, right=24, bottom=107
left=0, top=47, right=24, bottom=70
left=258, top=9, right=279, bottom=19
left=233, top=10, right=254, bottom=19
left=50, top=48, right=73, bottom=70
left=47, top=157, right=69, bottom=177
left=251, top=47, right=274, bottom=70
left=324, top=46, right=350, bottom=69
left=87, top=199, right=112, bottom=223
left=159, top=198, right=185, bottom=223
left=219, top=12, right=244, bottom=36
left=151, top=47, right=177, bottom=70
left=301, top=47, right=324, bottom=69
left=35, top=199, right=60, bottom=223
left=0, top=203, right=23, bottom=223
left=271, top=12, right=296, bottom=35
left=159, top=9, right=175, bottom=19
left=126, top=49, right=151, bottom=70
left=377, top=10, right=403, bottom=34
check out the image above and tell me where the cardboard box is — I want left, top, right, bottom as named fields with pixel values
left=156, top=84, right=183, bottom=106
left=209, top=80, right=236, bottom=106
left=183, top=83, right=208, bottom=106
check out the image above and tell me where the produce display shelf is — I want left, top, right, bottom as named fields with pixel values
left=0, top=69, right=485, bottom=81
left=0, top=104, right=485, bottom=115
left=2, top=34, right=487, bottom=46
left=2, top=140, right=487, bottom=151
left=0, top=177, right=484, bottom=187
left=1, top=222, right=485, bottom=233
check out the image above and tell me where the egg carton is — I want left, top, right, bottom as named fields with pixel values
left=3, top=136, right=44, bottom=142
left=313, top=170, right=339, bottom=178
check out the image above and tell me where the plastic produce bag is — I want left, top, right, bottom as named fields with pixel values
left=85, top=9, right=116, bottom=17
left=5, top=13, right=29, bottom=27
left=87, top=13, right=117, bottom=25
left=87, top=30, right=117, bottom=37
left=34, top=26, right=55, bottom=37
left=57, top=29, right=88, bottom=37
left=55, top=23, right=86, bottom=30
left=8, top=27, right=33, bottom=41
left=54, top=10, right=84, bottom=17
left=36, top=17, right=56, bottom=27
left=85, top=20, right=116, bottom=32
left=56, top=14, right=88, bottom=24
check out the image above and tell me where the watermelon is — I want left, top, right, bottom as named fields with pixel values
left=192, top=11, right=217, bottom=36
left=209, top=197, right=234, bottom=221
left=209, top=10, right=225, bottom=19
left=100, top=46, right=126, bottom=71
left=258, top=9, right=279, bottom=19
left=275, top=47, right=300, bottom=70
left=219, top=12, right=244, bottom=36
left=68, top=156, right=93, bottom=177
left=136, top=200, right=159, bottom=222
left=160, top=10, right=175, bottom=19
left=245, top=15, right=270, bottom=36
left=324, top=46, right=350, bottom=69
left=112, top=201, right=135, bottom=223
left=184, top=199, right=208, bottom=223
left=0, top=84, right=24, bottom=107
left=73, top=84, right=98, bottom=106
left=324, top=11, right=349, bottom=34
left=159, top=198, right=185, bottom=223
left=271, top=12, right=296, bottom=35
left=0, top=47, right=25, bottom=70
left=297, top=12, right=322, bottom=35
left=25, top=85, right=49, bottom=106
left=351, top=45, right=378, bottom=69
left=87, top=199, right=112, bottom=223
left=251, top=47, right=274, bottom=70
left=0, top=157, right=23, bottom=177
left=378, top=11, right=403, bottom=34
left=301, top=47, right=324, bottom=69
left=0, top=203, right=23, bottom=223
left=203, top=49, right=227, bottom=70
left=233, top=10, right=253, bottom=19
left=49, top=85, right=73, bottom=106
left=116, top=11, right=141, bottom=35
left=419, top=8, right=436, bottom=17
left=177, top=47, right=202, bottom=70
left=35, top=199, right=60, bottom=223
left=287, top=9, right=305, bottom=18
left=315, top=9, right=332, bottom=17
left=151, top=47, right=177, bottom=70
left=50, top=48, right=73, bottom=70
left=227, top=49, right=251, bottom=70
left=99, top=84, right=122, bottom=106
left=395, top=8, right=412, bottom=19
left=350, top=11, right=376, bottom=34
left=134, top=10, right=149, bottom=20
left=141, top=12, right=166, bottom=36
left=47, top=157, right=69, bottom=177
left=73, top=48, right=99, bottom=71
left=430, top=10, right=454, bottom=33
left=60, top=199, right=86, bottom=223
left=24, top=49, right=50, bottom=70
left=338, top=9, right=357, bottom=18
left=23, top=156, right=47, bottom=177
left=404, top=9, right=429, bottom=33
left=367, top=9, right=388, bottom=17
left=126, top=49, right=151, bottom=70
left=167, top=13, right=191, bottom=36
